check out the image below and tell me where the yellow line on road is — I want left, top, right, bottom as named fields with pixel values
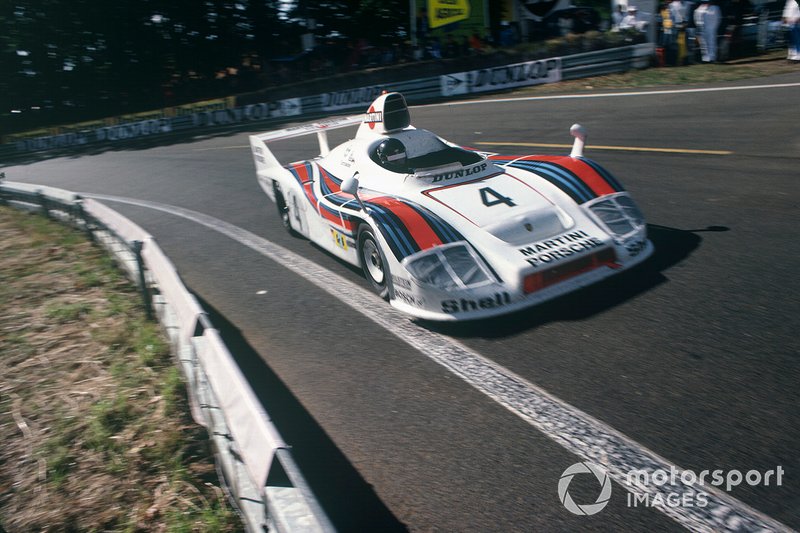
left=475, top=141, right=733, bottom=156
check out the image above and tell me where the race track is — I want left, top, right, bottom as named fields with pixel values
left=6, top=72, right=800, bottom=532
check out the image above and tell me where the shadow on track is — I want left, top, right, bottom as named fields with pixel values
left=194, top=295, right=408, bottom=532
left=418, top=224, right=726, bottom=338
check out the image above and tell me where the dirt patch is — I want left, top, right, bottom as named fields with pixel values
left=0, top=207, right=241, bottom=532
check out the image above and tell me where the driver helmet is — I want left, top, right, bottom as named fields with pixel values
left=376, top=138, right=407, bottom=170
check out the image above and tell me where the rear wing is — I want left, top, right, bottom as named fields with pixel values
left=249, top=114, right=363, bottom=176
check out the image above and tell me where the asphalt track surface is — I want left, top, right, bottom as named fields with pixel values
left=5, top=71, right=799, bottom=532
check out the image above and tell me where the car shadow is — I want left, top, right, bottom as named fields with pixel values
left=192, top=295, right=408, bottom=533
left=415, top=223, right=727, bottom=338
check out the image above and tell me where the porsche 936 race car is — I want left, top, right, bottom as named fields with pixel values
left=249, top=92, right=653, bottom=320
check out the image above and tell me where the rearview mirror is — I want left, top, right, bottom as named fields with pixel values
left=569, top=124, right=587, bottom=158
left=340, top=175, right=360, bottom=196
left=341, top=173, right=367, bottom=212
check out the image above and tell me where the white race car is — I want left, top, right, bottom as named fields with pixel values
left=249, top=92, right=653, bottom=320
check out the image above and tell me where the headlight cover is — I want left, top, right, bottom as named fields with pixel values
left=405, top=243, right=494, bottom=290
left=587, top=194, right=645, bottom=241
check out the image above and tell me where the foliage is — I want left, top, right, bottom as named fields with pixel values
left=0, top=1, right=297, bottom=133
left=0, top=0, right=413, bottom=135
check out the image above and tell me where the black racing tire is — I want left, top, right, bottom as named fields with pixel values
left=273, top=182, right=299, bottom=237
left=358, top=225, right=390, bottom=300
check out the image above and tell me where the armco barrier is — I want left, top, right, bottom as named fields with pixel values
left=1, top=44, right=654, bottom=162
left=0, top=178, right=335, bottom=533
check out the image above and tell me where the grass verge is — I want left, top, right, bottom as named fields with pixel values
left=0, top=206, right=241, bottom=532
left=512, top=50, right=798, bottom=96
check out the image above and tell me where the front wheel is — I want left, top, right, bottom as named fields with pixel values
left=358, top=225, right=390, bottom=300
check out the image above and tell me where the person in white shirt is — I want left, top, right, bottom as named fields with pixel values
left=694, top=0, right=710, bottom=60
left=669, top=0, right=687, bottom=26
left=784, top=0, right=800, bottom=61
left=694, top=0, right=721, bottom=61
left=704, top=0, right=722, bottom=61
left=620, top=6, right=641, bottom=30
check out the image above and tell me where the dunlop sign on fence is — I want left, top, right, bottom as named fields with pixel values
left=440, top=57, right=561, bottom=96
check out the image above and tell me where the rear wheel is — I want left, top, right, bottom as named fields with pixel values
left=273, top=182, right=299, bottom=236
left=358, top=225, right=390, bottom=300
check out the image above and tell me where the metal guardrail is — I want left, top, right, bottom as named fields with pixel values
left=0, top=177, right=335, bottom=533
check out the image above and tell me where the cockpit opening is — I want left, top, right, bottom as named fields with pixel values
left=370, top=136, right=484, bottom=174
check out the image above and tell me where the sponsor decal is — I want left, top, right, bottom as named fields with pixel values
left=430, top=162, right=488, bottom=183
left=341, top=147, right=356, bottom=168
left=16, top=132, right=90, bottom=152
left=330, top=228, right=349, bottom=250
left=192, top=99, right=301, bottom=127
left=442, top=292, right=511, bottom=314
left=321, top=87, right=384, bottom=111
left=519, top=230, right=605, bottom=267
left=391, top=275, right=413, bottom=290
left=441, top=57, right=561, bottom=97
left=440, top=73, right=469, bottom=96
left=428, top=0, right=471, bottom=28
left=252, top=145, right=265, bottom=164
left=172, top=97, right=235, bottom=117
left=394, top=289, right=425, bottom=308
left=95, top=118, right=172, bottom=141
left=625, top=239, right=647, bottom=257
left=365, top=107, right=382, bottom=130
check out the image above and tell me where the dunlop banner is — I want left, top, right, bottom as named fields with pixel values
left=440, top=56, right=562, bottom=96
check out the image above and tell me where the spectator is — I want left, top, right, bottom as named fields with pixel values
left=558, top=12, right=575, bottom=35
left=499, top=21, right=516, bottom=45
left=619, top=6, right=642, bottom=30
left=427, top=37, right=442, bottom=59
left=784, top=0, right=800, bottom=61
left=613, top=4, right=626, bottom=30
left=417, top=7, right=430, bottom=41
left=694, top=0, right=710, bottom=61
left=444, top=34, right=458, bottom=58
left=469, top=32, right=484, bottom=53
left=659, top=1, right=678, bottom=64
left=669, top=0, right=689, bottom=63
left=700, top=0, right=722, bottom=61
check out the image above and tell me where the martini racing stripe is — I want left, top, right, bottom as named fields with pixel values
left=366, top=197, right=450, bottom=260
left=416, top=207, right=464, bottom=244
left=287, top=161, right=318, bottom=207
left=497, top=156, right=623, bottom=204
left=287, top=162, right=357, bottom=233
left=578, top=157, right=626, bottom=192
left=365, top=201, right=420, bottom=259
left=297, top=164, right=465, bottom=259
left=533, top=156, right=621, bottom=198
left=508, top=159, right=593, bottom=203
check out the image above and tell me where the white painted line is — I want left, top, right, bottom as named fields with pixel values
left=86, top=194, right=794, bottom=533
left=417, top=82, right=800, bottom=106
